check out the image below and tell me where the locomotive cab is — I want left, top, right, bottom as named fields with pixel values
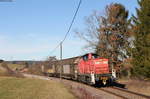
left=78, top=53, right=114, bottom=86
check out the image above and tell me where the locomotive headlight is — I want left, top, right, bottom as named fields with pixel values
left=103, top=80, right=107, bottom=85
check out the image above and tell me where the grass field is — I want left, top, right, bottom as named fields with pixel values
left=7, top=63, right=25, bottom=71
left=0, top=63, right=9, bottom=76
left=0, top=77, right=76, bottom=99
left=0, top=67, right=6, bottom=75
left=0, top=63, right=25, bottom=71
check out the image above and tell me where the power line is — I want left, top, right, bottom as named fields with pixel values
left=49, top=42, right=61, bottom=55
left=49, top=0, right=82, bottom=55
left=61, top=0, right=82, bottom=43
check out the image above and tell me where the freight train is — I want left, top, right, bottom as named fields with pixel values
left=44, top=53, right=116, bottom=86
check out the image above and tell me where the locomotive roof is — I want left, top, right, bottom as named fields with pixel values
left=51, top=53, right=98, bottom=62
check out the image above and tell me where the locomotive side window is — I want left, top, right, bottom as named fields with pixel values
left=92, top=54, right=99, bottom=59
left=83, top=55, right=88, bottom=61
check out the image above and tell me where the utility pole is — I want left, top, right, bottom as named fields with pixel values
left=60, top=42, right=62, bottom=80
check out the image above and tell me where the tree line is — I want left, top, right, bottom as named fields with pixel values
left=76, top=0, right=150, bottom=79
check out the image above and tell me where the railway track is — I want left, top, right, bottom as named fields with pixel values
left=99, top=87, right=150, bottom=99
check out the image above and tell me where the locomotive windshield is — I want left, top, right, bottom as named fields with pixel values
left=83, top=54, right=88, bottom=61
left=82, top=53, right=99, bottom=61
left=92, top=54, right=99, bottom=59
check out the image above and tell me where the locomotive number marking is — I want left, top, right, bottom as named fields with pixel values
left=100, top=77, right=108, bottom=80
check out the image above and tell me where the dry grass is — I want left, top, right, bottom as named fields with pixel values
left=0, top=63, right=25, bottom=71
left=0, top=77, right=76, bottom=99
left=0, top=63, right=24, bottom=78
left=118, top=79, right=150, bottom=96
left=0, top=63, right=13, bottom=76
left=7, top=63, right=25, bottom=71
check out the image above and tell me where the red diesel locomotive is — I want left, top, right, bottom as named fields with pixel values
left=77, top=53, right=114, bottom=85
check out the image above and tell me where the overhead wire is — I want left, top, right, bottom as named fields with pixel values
left=61, top=0, right=82, bottom=43
left=49, top=42, right=61, bottom=55
left=49, top=0, right=82, bottom=55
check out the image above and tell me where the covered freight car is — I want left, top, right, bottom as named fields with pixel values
left=61, top=57, right=79, bottom=80
left=45, top=56, right=80, bottom=80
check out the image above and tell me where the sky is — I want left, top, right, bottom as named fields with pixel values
left=0, top=0, right=138, bottom=61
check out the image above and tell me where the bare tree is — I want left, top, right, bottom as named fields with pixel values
left=75, top=11, right=101, bottom=50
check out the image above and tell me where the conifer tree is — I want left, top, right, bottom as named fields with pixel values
left=132, top=0, right=150, bottom=78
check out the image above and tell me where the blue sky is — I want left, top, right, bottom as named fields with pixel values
left=0, top=0, right=138, bottom=60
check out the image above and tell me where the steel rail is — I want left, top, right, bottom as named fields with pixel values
left=98, top=88, right=128, bottom=99
left=112, top=87, right=150, bottom=99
